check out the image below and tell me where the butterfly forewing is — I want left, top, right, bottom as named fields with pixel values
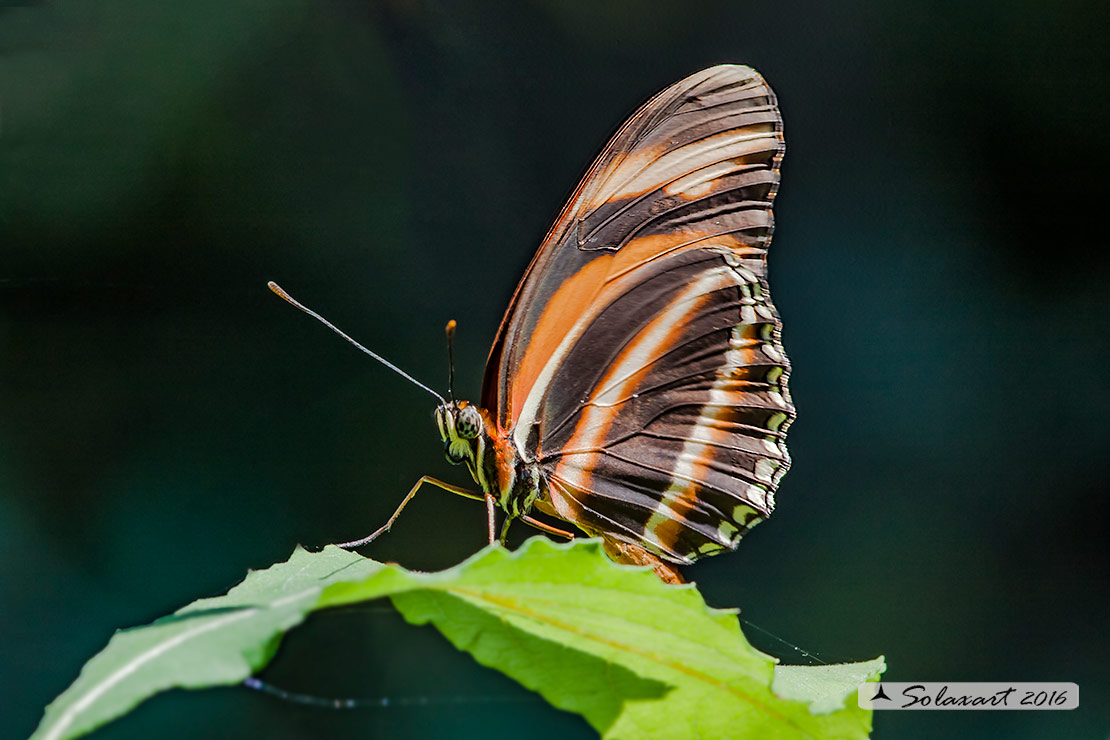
left=482, top=65, right=793, bottom=564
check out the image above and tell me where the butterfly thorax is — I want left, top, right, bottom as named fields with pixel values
left=434, top=400, right=542, bottom=518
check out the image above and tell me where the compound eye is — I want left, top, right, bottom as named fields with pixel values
left=456, top=405, right=482, bottom=440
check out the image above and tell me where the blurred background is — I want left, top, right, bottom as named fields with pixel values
left=2, top=1, right=1107, bottom=738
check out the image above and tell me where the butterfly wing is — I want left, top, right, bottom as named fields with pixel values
left=482, top=65, right=793, bottom=564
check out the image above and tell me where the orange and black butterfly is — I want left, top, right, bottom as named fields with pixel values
left=272, top=64, right=793, bottom=583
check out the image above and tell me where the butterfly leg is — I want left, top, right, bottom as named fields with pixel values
left=337, top=475, right=483, bottom=549
left=485, top=493, right=497, bottom=545
left=520, top=515, right=575, bottom=540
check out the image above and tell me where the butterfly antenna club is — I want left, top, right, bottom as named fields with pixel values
left=267, top=281, right=446, bottom=404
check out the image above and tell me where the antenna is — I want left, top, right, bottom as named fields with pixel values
left=268, top=282, right=445, bottom=404
left=445, top=319, right=457, bottom=404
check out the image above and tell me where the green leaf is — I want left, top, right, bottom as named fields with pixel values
left=32, top=538, right=884, bottom=740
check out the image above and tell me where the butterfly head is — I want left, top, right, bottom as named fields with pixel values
left=434, top=400, right=485, bottom=466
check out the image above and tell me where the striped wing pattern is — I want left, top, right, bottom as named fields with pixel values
left=483, top=65, right=794, bottom=564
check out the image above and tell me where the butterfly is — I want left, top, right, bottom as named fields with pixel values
left=272, top=64, right=793, bottom=583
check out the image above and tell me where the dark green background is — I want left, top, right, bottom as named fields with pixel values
left=2, top=1, right=1106, bottom=738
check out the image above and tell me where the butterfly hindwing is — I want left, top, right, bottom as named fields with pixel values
left=482, top=65, right=793, bottom=563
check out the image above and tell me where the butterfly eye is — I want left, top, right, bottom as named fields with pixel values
left=455, top=405, right=482, bottom=440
